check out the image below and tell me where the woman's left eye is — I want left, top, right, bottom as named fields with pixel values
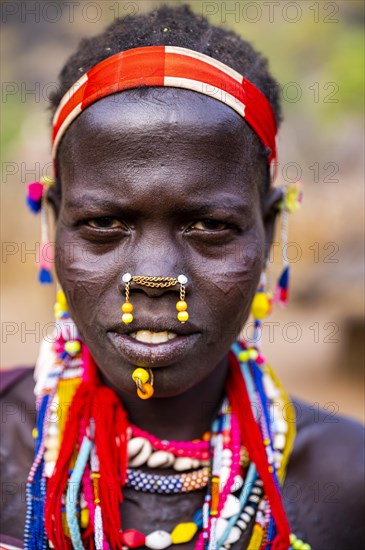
left=85, top=217, right=125, bottom=229
left=189, top=219, right=228, bottom=231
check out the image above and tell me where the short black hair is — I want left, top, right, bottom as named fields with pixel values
left=49, top=4, right=281, bottom=201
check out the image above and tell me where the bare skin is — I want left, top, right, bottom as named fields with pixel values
left=1, top=89, right=364, bottom=549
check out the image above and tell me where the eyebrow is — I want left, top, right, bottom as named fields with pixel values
left=171, top=199, right=251, bottom=216
left=64, top=197, right=121, bottom=212
left=63, top=194, right=252, bottom=216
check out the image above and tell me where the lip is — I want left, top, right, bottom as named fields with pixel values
left=107, top=331, right=201, bottom=367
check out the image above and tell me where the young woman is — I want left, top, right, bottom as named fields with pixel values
left=1, top=5, right=363, bottom=550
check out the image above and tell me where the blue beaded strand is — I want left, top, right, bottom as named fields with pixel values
left=24, top=394, right=49, bottom=550
left=231, top=342, right=279, bottom=545
left=251, top=360, right=273, bottom=438
left=66, top=435, right=92, bottom=550
left=251, top=361, right=281, bottom=493
left=264, top=515, right=277, bottom=549
left=216, top=462, right=258, bottom=547
left=126, top=466, right=209, bottom=494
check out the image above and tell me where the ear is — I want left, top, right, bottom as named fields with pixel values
left=46, top=182, right=61, bottom=220
left=262, top=186, right=283, bottom=264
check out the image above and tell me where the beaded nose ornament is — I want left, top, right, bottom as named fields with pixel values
left=121, top=273, right=188, bottom=400
left=121, top=273, right=189, bottom=324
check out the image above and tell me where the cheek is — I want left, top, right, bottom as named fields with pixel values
left=54, top=226, right=122, bottom=333
left=191, top=227, right=264, bottom=339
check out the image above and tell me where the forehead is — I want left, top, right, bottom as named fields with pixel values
left=58, top=88, right=263, bottom=200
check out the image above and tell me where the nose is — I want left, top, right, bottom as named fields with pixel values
left=116, top=229, right=190, bottom=299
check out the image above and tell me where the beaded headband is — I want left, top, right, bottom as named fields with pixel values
left=52, top=45, right=277, bottom=167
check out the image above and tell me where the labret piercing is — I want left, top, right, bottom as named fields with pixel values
left=121, top=273, right=189, bottom=400
left=131, top=367, right=154, bottom=400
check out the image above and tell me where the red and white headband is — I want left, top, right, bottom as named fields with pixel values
left=52, top=45, right=277, bottom=168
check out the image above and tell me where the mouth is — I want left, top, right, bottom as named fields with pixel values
left=107, top=325, right=201, bottom=367
left=130, top=330, right=177, bottom=344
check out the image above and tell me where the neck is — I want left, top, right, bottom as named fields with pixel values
left=102, top=355, right=229, bottom=441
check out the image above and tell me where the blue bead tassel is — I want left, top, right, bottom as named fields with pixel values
left=276, top=265, right=290, bottom=305
left=38, top=268, right=53, bottom=284
left=26, top=196, right=42, bottom=213
left=26, top=182, right=44, bottom=214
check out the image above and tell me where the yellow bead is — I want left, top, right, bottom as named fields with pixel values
left=56, top=290, right=67, bottom=310
left=176, top=300, right=187, bottom=312
left=171, top=522, right=198, bottom=544
left=137, top=383, right=154, bottom=400
left=177, top=311, right=189, bottom=323
left=64, top=340, right=81, bottom=355
left=285, top=184, right=302, bottom=213
left=290, top=535, right=297, bottom=544
left=293, top=540, right=304, bottom=549
left=251, top=292, right=271, bottom=320
left=80, top=507, right=89, bottom=528
left=41, top=175, right=55, bottom=187
left=54, top=303, right=63, bottom=319
left=32, top=428, right=38, bottom=439
left=132, top=368, right=149, bottom=384
left=122, top=302, right=133, bottom=313
left=122, top=312, right=133, bottom=324
left=238, top=350, right=249, bottom=362
left=301, top=545, right=311, bottom=550
left=248, top=349, right=258, bottom=360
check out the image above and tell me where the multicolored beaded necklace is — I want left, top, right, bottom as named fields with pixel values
left=24, top=295, right=311, bottom=550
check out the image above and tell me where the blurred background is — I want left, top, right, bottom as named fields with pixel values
left=1, top=0, right=364, bottom=421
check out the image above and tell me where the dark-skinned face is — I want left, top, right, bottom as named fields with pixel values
left=54, top=88, right=279, bottom=398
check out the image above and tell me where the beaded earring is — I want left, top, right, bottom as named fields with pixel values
left=250, top=182, right=302, bottom=346
left=121, top=273, right=189, bottom=324
left=26, top=176, right=55, bottom=284
left=250, top=271, right=272, bottom=348
left=275, top=182, right=303, bottom=306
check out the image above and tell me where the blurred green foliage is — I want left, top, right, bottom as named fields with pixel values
left=2, top=94, right=28, bottom=154
left=188, top=0, right=364, bottom=123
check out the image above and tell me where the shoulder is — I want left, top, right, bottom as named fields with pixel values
left=284, top=398, right=365, bottom=549
left=0, top=367, right=36, bottom=540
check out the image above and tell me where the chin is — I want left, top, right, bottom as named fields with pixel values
left=93, top=347, right=215, bottom=400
